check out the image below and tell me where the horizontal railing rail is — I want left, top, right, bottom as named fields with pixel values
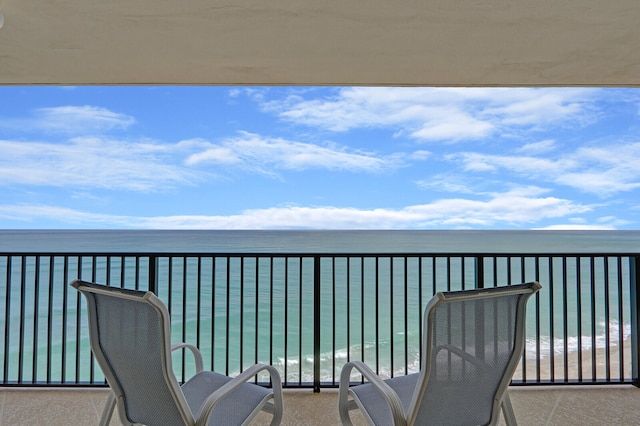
left=1, top=251, right=638, bottom=391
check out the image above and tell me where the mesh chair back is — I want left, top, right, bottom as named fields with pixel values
left=412, top=284, right=536, bottom=425
left=75, top=281, right=190, bottom=426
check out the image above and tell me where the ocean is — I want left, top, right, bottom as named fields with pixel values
left=1, top=229, right=639, bottom=384
left=2, top=229, right=640, bottom=254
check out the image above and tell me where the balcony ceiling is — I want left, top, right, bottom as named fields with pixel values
left=0, top=0, right=639, bottom=86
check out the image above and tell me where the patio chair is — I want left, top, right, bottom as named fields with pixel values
left=71, top=279, right=283, bottom=426
left=339, top=281, right=541, bottom=426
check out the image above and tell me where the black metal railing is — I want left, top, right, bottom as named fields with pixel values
left=1, top=252, right=638, bottom=390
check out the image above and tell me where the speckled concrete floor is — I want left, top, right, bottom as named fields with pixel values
left=1, top=386, right=639, bottom=425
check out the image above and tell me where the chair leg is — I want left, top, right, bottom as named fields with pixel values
left=501, top=392, right=517, bottom=426
left=99, top=392, right=116, bottom=426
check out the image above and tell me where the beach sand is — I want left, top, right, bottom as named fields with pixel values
left=514, top=338, right=633, bottom=383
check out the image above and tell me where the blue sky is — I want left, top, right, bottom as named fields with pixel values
left=1, top=86, right=639, bottom=229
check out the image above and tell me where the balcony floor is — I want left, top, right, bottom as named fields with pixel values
left=1, top=386, right=639, bottom=425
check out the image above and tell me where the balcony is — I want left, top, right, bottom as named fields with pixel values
left=1, top=251, right=639, bottom=423
left=1, top=386, right=640, bottom=425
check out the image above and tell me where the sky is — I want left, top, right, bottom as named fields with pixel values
left=1, top=86, right=639, bottom=230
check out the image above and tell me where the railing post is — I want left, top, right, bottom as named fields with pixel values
left=313, top=255, right=321, bottom=392
left=476, top=255, right=485, bottom=289
left=631, top=255, right=640, bottom=387
left=148, top=255, right=157, bottom=294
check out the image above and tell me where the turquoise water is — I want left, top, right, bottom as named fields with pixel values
left=2, top=229, right=639, bottom=253
left=1, top=230, right=638, bottom=384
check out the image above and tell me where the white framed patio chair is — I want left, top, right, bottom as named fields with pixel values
left=339, top=281, right=541, bottom=426
left=71, top=279, right=283, bottom=426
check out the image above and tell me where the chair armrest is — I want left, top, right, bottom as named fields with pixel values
left=194, top=363, right=283, bottom=426
left=339, top=361, right=406, bottom=426
left=171, top=343, right=204, bottom=373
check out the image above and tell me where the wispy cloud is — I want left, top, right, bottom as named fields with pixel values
left=414, top=174, right=477, bottom=194
left=0, top=137, right=201, bottom=191
left=0, top=186, right=593, bottom=229
left=0, top=106, right=135, bottom=134
left=184, top=132, right=416, bottom=174
left=261, top=87, right=600, bottom=142
left=448, top=142, right=640, bottom=197
left=0, top=129, right=422, bottom=191
left=517, top=140, right=557, bottom=155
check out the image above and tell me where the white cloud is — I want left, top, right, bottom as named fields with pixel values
left=483, top=92, right=586, bottom=126
left=555, top=144, right=640, bottom=195
left=449, top=152, right=573, bottom=174
left=0, top=186, right=592, bottom=229
left=0, top=204, right=134, bottom=226
left=409, top=108, right=494, bottom=141
left=186, top=146, right=241, bottom=165
left=0, top=130, right=417, bottom=191
left=0, top=137, right=201, bottom=191
left=263, top=87, right=600, bottom=142
left=534, top=224, right=617, bottom=230
left=415, top=174, right=476, bottom=194
left=183, top=132, right=406, bottom=173
left=517, top=140, right=557, bottom=154
left=448, top=142, right=640, bottom=197
left=0, top=106, right=136, bottom=134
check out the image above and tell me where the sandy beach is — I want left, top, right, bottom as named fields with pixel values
left=514, top=338, right=633, bottom=383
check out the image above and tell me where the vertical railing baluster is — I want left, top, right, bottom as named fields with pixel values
left=617, top=256, right=624, bottom=380
left=418, top=257, right=423, bottom=369
left=446, top=256, right=451, bottom=291
left=375, top=257, right=380, bottom=375
left=283, top=257, right=289, bottom=386
left=18, top=256, right=26, bottom=384
left=238, top=256, right=244, bottom=371
left=562, top=256, right=569, bottom=382
left=32, top=256, right=40, bottom=383
left=61, top=256, right=69, bottom=383
left=225, top=257, right=231, bottom=376
left=360, top=257, right=365, bottom=377
left=604, top=256, right=611, bottom=381
left=577, top=257, right=583, bottom=382
left=298, top=257, right=303, bottom=386
left=254, top=257, right=258, bottom=374
left=549, top=257, right=555, bottom=382
left=75, top=256, right=84, bottom=384
left=404, top=257, right=408, bottom=376
left=269, top=257, right=274, bottom=378
left=3, top=256, right=12, bottom=384
left=590, top=256, right=597, bottom=380
left=631, top=255, right=639, bottom=387
left=196, top=257, right=202, bottom=352
left=46, top=256, right=54, bottom=384
left=148, top=255, right=157, bottom=293
left=390, top=257, right=394, bottom=378
left=313, top=255, right=321, bottom=392
left=211, top=257, right=217, bottom=372
left=120, top=256, right=125, bottom=288
left=332, top=257, right=336, bottom=385
left=182, top=257, right=188, bottom=381
left=476, top=255, right=484, bottom=289
left=535, top=256, right=542, bottom=383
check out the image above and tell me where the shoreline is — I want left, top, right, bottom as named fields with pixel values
left=515, top=337, right=632, bottom=382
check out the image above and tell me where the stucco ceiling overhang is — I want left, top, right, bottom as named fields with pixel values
left=0, top=0, right=639, bottom=86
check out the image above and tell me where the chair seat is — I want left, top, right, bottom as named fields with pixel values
left=350, top=373, right=418, bottom=425
left=182, top=371, right=273, bottom=426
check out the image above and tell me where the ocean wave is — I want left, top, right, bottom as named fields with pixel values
left=277, top=320, right=632, bottom=382
left=524, top=320, right=631, bottom=360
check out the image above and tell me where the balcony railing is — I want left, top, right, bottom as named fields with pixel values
left=1, top=251, right=639, bottom=391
